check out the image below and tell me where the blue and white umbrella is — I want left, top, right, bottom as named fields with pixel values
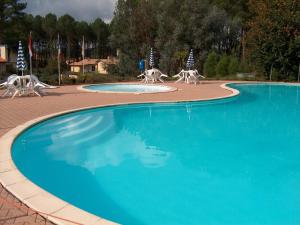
left=149, top=48, right=155, bottom=68
left=16, top=41, right=26, bottom=75
left=186, top=49, right=195, bottom=70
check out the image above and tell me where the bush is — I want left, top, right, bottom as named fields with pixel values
left=238, top=61, right=251, bottom=73
left=39, top=74, right=58, bottom=85
left=216, top=54, right=230, bottom=76
left=204, top=51, right=218, bottom=77
left=228, top=56, right=239, bottom=75
left=43, top=59, right=58, bottom=76
left=107, top=64, right=119, bottom=75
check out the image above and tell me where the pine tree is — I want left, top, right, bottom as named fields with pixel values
left=228, top=56, right=239, bottom=75
left=0, top=0, right=26, bottom=44
left=204, top=51, right=218, bottom=76
left=216, top=54, right=230, bottom=76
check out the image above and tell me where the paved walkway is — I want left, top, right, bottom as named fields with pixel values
left=0, top=81, right=232, bottom=224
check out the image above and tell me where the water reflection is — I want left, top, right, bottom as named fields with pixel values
left=37, top=109, right=172, bottom=173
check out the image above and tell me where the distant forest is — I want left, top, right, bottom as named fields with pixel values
left=1, top=0, right=299, bottom=81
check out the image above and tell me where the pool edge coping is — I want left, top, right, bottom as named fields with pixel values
left=78, top=82, right=178, bottom=95
left=0, top=82, right=239, bottom=225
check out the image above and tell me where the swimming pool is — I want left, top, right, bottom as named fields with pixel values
left=81, top=83, right=176, bottom=93
left=12, top=84, right=300, bottom=225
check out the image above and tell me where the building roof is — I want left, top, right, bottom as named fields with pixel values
left=69, top=57, right=118, bottom=67
left=69, top=59, right=99, bottom=66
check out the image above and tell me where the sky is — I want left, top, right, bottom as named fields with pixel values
left=24, top=0, right=117, bottom=23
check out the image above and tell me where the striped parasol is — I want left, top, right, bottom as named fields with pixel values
left=149, top=48, right=155, bottom=68
left=16, top=41, right=26, bottom=75
left=186, top=49, right=195, bottom=70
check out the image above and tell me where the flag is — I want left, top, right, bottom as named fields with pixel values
left=28, top=32, right=33, bottom=58
left=81, top=36, right=85, bottom=58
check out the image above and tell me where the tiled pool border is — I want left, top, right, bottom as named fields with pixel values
left=0, top=83, right=239, bottom=225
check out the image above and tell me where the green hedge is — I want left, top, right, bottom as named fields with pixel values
left=204, top=51, right=218, bottom=77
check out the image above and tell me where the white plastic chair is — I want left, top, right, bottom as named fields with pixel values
left=186, top=70, right=205, bottom=85
left=173, top=70, right=186, bottom=83
left=25, top=75, right=57, bottom=96
left=0, top=74, right=18, bottom=89
left=145, top=69, right=168, bottom=83
left=2, top=76, right=22, bottom=98
left=138, top=71, right=154, bottom=83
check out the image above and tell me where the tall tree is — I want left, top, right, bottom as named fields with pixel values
left=246, top=0, right=300, bottom=79
left=57, top=14, right=76, bottom=59
left=42, top=13, right=57, bottom=58
left=110, top=0, right=142, bottom=75
left=91, top=18, right=110, bottom=58
left=0, top=0, right=26, bottom=45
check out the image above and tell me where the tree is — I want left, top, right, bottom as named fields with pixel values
left=42, top=13, right=57, bottom=41
left=155, top=0, right=242, bottom=74
left=57, top=14, right=75, bottom=59
left=110, top=0, right=157, bottom=76
left=204, top=51, right=218, bottom=76
left=228, top=56, right=239, bottom=75
left=211, top=0, right=250, bottom=61
left=246, top=0, right=300, bottom=79
left=216, top=54, right=230, bottom=76
left=42, top=13, right=57, bottom=58
left=155, top=0, right=183, bottom=74
left=91, top=18, right=110, bottom=58
left=0, top=0, right=26, bottom=45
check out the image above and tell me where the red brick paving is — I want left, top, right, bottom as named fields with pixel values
left=0, top=81, right=232, bottom=224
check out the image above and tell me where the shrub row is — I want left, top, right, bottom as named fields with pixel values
left=204, top=52, right=250, bottom=77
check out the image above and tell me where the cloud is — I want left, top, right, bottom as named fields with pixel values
left=24, top=0, right=117, bottom=22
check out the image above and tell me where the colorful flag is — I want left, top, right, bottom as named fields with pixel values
left=28, top=32, right=33, bottom=58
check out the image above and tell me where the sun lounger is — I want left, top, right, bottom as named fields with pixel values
left=138, top=69, right=168, bottom=83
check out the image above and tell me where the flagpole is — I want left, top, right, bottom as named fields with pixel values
left=29, top=32, right=32, bottom=76
left=82, top=35, right=85, bottom=76
left=28, top=33, right=33, bottom=94
left=57, top=33, right=61, bottom=86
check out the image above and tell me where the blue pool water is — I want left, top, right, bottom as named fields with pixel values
left=83, top=84, right=174, bottom=93
left=12, top=84, right=300, bottom=225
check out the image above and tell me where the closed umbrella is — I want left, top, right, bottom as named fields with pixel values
left=16, top=41, right=26, bottom=76
left=186, top=49, right=195, bottom=70
left=149, top=48, right=155, bottom=68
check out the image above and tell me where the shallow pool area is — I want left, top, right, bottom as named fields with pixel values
left=81, top=83, right=176, bottom=93
left=12, top=84, right=300, bottom=225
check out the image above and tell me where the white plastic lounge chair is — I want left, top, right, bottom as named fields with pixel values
left=186, top=70, right=205, bottom=85
left=173, top=70, right=186, bottom=83
left=2, top=76, right=22, bottom=98
left=0, top=74, right=18, bottom=89
left=24, top=75, right=57, bottom=96
left=138, top=72, right=154, bottom=83
left=146, top=68, right=168, bottom=83
left=173, top=69, right=205, bottom=85
left=2, top=74, right=58, bottom=98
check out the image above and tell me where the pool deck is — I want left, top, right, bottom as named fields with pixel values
left=0, top=81, right=238, bottom=225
